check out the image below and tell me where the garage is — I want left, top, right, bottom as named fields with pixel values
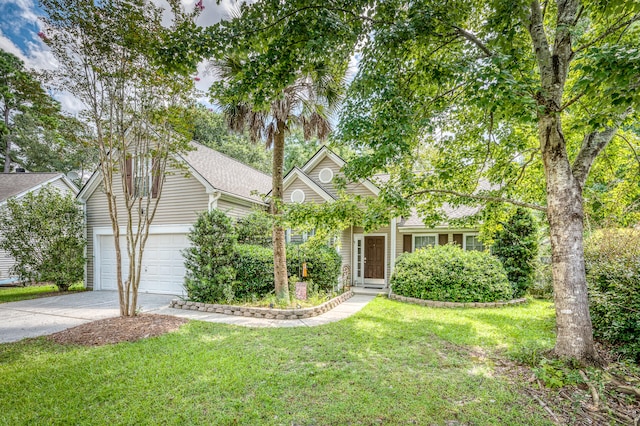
left=97, top=231, right=190, bottom=295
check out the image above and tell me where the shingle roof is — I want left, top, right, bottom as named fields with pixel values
left=398, top=205, right=482, bottom=228
left=0, top=173, right=64, bottom=203
left=182, top=142, right=271, bottom=203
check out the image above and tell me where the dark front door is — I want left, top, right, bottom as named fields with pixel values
left=364, top=236, right=385, bottom=279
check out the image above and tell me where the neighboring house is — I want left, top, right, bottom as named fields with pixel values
left=281, top=146, right=485, bottom=289
left=0, top=172, right=79, bottom=280
left=78, top=142, right=271, bottom=295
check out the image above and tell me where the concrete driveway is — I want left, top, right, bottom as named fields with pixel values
left=0, top=291, right=175, bottom=344
left=0, top=290, right=377, bottom=344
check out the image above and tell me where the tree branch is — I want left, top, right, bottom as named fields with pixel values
left=572, top=108, right=632, bottom=186
left=527, top=0, right=554, bottom=92
left=574, top=13, right=640, bottom=54
left=408, top=188, right=547, bottom=212
left=452, top=26, right=493, bottom=57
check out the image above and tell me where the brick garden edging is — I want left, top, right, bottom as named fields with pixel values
left=169, top=291, right=354, bottom=320
left=388, top=292, right=527, bottom=308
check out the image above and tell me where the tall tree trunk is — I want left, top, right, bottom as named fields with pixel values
left=271, top=119, right=289, bottom=302
left=4, top=108, right=11, bottom=172
left=540, top=115, right=598, bottom=363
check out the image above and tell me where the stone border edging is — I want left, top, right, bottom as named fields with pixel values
left=169, top=291, right=354, bottom=320
left=388, top=292, right=527, bottom=308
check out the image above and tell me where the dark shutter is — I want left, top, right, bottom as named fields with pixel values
left=453, top=234, right=463, bottom=246
left=125, top=157, right=133, bottom=196
left=403, top=234, right=412, bottom=253
left=439, top=234, right=448, bottom=246
left=151, top=157, right=161, bottom=198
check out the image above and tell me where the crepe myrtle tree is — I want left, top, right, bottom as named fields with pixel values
left=40, top=0, right=195, bottom=316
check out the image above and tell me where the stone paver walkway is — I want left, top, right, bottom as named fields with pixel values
left=0, top=291, right=376, bottom=344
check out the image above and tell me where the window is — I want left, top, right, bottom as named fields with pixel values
left=465, top=235, right=484, bottom=251
left=318, top=167, right=334, bottom=183
left=290, top=189, right=305, bottom=203
left=414, top=235, right=437, bottom=250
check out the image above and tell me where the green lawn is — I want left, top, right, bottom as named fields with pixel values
left=0, top=283, right=85, bottom=303
left=0, top=297, right=556, bottom=425
left=0, top=285, right=58, bottom=303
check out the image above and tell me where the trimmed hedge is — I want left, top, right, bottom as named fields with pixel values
left=287, top=245, right=342, bottom=292
left=233, top=244, right=342, bottom=299
left=391, top=245, right=512, bottom=303
left=585, top=229, right=640, bottom=361
left=234, top=244, right=275, bottom=299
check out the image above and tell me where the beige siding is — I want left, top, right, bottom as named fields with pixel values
left=85, top=166, right=209, bottom=289
left=50, top=178, right=75, bottom=194
left=338, top=227, right=352, bottom=285
left=217, top=197, right=262, bottom=220
left=0, top=248, right=14, bottom=279
left=283, top=178, right=328, bottom=204
left=307, top=156, right=377, bottom=198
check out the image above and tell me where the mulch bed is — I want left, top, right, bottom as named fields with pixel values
left=47, top=314, right=189, bottom=346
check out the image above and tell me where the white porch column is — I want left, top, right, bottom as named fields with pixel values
left=390, top=217, right=397, bottom=279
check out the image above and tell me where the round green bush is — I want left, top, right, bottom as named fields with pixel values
left=585, top=229, right=640, bottom=361
left=390, top=244, right=512, bottom=303
left=183, top=209, right=237, bottom=303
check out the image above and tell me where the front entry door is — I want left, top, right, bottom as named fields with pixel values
left=364, top=236, right=385, bottom=280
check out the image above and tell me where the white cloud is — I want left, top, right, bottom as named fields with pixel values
left=0, top=32, right=28, bottom=61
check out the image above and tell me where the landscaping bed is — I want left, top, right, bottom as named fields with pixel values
left=170, top=290, right=353, bottom=319
left=47, top=314, right=188, bottom=346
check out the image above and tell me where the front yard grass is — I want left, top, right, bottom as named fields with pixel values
left=0, top=298, right=556, bottom=425
left=0, top=283, right=84, bottom=304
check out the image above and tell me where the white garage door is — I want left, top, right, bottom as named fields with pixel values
left=98, top=233, right=189, bottom=295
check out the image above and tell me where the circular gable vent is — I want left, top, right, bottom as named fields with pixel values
left=290, top=189, right=305, bottom=203
left=318, top=167, right=334, bottom=183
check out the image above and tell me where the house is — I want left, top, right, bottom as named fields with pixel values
left=281, top=146, right=484, bottom=289
left=0, top=172, right=79, bottom=281
left=78, top=142, right=271, bottom=295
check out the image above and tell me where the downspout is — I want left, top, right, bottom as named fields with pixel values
left=389, top=217, right=397, bottom=296
left=208, top=191, right=221, bottom=211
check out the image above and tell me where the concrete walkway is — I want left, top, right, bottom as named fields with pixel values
left=0, top=291, right=376, bottom=344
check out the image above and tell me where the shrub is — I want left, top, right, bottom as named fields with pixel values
left=234, top=244, right=275, bottom=299
left=233, top=243, right=342, bottom=299
left=236, top=210, right=272, bottom=247
left=391, top=244, right=512, bottom=303
left=584, top=229, right=640, bottom=361
left=287, top=244, right=342, bottom=292
left=183, top=209, right=237, bottom=303
left=492, top=207, right=538, bottom=298
left=0, top=186, right=85, bottom=290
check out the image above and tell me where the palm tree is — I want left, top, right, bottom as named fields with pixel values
left=210, top=56, right=344, bottom=303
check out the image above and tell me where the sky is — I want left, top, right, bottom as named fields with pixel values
left=0, top=0, right=236, bottom=114
left=1, top=0, right=359, bottom=117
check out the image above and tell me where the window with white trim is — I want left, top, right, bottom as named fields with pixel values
left=414, top=234, right=437, bottom=250
left=465, top=235, right=484, bottom=251
left=290, top=189, right=305, bottom=203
